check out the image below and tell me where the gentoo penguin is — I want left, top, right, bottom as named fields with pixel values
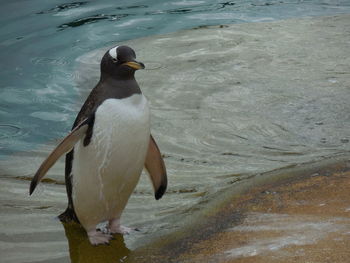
left=29, top=45, right=167, bottom=245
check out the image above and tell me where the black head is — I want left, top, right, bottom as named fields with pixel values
left=100, top=45, right=145, bottom=80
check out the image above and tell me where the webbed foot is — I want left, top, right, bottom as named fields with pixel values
left=108, top=218, right=135, bottom=235
left=87, top=229, right=113, bottom=245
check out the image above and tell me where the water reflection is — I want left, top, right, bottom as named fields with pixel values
left=63, top=223, right=130, bottom=263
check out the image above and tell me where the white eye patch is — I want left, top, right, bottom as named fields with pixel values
left=108, top=46, right=119, bottom=59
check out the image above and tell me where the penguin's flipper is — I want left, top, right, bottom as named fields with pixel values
left=29, top=118, right=89, bottom=195
left=144, top=135, right=167, bottom=200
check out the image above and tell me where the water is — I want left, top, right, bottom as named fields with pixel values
left=1, top=0, right=350, bottom=156
left=1, top=1, right=350, bottom=262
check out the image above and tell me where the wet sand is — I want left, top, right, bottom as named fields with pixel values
left=130, top=157, right=350, bottom=262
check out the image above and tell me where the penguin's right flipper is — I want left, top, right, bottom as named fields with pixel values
left=29, top=118, right=90, bottom=195
left=144, top=135, right=167, bottom=200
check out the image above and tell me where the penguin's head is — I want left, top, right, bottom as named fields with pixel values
left=100, top=45, right=145, bottom=79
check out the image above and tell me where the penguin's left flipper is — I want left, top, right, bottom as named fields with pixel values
left=144, top=135, right=168, bottom=200
left=29, top=118, right=90, bottom=195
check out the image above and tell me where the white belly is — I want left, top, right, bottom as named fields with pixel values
left=72, top=94, right=150, bottom=229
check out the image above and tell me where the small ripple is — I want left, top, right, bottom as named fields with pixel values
left=115, top=17, right=152, bottom=27
left=0, top=124, right=22, bottom=139
left=221, top=152, right=240, bottom=156
left=145, top=3, right=211, bottom=16
left=167, top=8, right=193, bottom=14
left=116, top=5, right=148, bottom=10
left=36, top=1, right=88, bottom=14
left=58, top=14, right=129, bottom=30
left=251, top=1, right=281, bottom=7
left=188, top=12, right=245, bottom=21
left=144, top=61, right=163, bottom=70
left=172, top=1, right=206, bottom=6
left=232, top=133, right=249, bottom=141
left=340, top=138, right=349, bottom=143
left=30, top=57, right=68, bottom=66
left=219, top=1, right=236, bottom=8
left=30, top=111, right=70, bottom=122
left=261, top=146, right=303, bottom=156
left=195, top=72, right=229, bottom=84
left=159, top=2, right=239, bottom=15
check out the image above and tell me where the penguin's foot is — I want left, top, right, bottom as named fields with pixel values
left=111, top=225, right=133, bottom=235
left=108, top=218, right=134, bottom=235
left=87, top=229, right=113, bottom=245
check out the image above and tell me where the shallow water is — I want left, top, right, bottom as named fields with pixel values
left=1, top=1, right=350, bottom=262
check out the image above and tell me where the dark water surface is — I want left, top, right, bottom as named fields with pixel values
left=1, top=1, right=350, bottom=262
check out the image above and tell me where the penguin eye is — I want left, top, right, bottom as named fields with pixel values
left=112, top=58, right=118, bottom=63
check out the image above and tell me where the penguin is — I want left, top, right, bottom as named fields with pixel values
left=29, top=45, right=167, bottom=245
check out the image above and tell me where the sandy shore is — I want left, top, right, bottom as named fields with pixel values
left=128, top=156, right=350, bottom=262
left=179, top=159, right=350, bottom=262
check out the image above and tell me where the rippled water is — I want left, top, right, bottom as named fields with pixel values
left=1, top=1, right=350, bottom=262
left=1, top=0, right=350, bottom=156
